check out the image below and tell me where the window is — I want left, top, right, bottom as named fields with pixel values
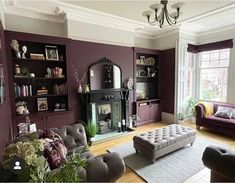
left=199, top=49, right=230, bottom=102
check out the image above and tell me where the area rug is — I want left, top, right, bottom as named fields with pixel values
left=108, top=137, right=226, bottom=183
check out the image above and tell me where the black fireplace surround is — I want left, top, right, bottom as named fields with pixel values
left=80, top=89, right=129, bottom=133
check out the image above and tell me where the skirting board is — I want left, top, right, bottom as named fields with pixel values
left=161, top=112, right=175, bottom=124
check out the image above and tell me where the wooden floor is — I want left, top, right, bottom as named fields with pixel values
left=90, top=120, right=235, bottom=183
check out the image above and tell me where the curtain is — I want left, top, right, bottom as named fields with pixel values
left=187, top=39, right=233, bottom=53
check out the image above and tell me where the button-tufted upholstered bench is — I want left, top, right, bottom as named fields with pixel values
left=133, top=124, right=197, bottom=163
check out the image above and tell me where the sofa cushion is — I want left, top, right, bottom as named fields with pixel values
left=203, top=115, right=235, bottom=129
left=42, top=130, right=68, bottom=169
left=214, top=106, right=233, bottom=119
left=50, top=124, right=87, bottom=150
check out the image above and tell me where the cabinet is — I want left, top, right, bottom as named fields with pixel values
left=16, top=112, right=70, bottom=131
left=133, top=48, right=161, bottom=125
left=137, top=99, right=161, bottom=126
left=5, top=31, right=70, bottom=135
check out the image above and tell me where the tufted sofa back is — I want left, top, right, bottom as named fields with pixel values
left=50, top=123, right=87, bottom=150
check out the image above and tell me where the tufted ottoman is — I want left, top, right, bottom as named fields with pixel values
left=133, top=124, right=197, bottom=163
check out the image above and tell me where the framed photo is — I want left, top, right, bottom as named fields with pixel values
left=139, top=56, right=146, bottom=65
left=45, top=46, right=59, bottom=60
left=37, top=98, right=48, bottom=111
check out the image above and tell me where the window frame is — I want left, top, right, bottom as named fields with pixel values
left=196, top=48, right=231, bottom=102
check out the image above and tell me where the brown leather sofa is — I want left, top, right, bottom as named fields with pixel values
left=17, top=123, right=125, bottom=182
left=202, top=145, right=235, bottom=182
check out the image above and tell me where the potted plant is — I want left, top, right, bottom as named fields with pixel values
left=85, top=120, right=97, bottom=146
left=188, top=97, right=199, bottom=122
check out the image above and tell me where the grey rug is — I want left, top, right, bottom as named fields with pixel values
left=108, top=137, right=225, bottom=183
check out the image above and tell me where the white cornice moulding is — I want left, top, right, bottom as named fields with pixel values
left=183, top=2, right=235, bottom=24
left=4, top=6, right=65, bottom=23
left=153, top=28, right=180, bottom=40
left=56, top=2, right=147, bottom=33
left=69, top=35, right=133, bottom=48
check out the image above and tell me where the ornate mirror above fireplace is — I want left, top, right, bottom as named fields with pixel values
left=88, top=57, right=122, bottom=91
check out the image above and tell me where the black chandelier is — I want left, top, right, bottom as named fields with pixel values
left=143, top=0, right=183, bottom=28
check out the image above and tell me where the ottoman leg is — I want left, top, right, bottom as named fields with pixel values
left=191, top=142, right=194, bottom=146
left=135, top=149, right=139, bottom=153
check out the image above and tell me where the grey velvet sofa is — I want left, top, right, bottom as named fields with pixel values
left=17, top=123, right=125, bottom=182
left=202, top=145, right=235, bottom=182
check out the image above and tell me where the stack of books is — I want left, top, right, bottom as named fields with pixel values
left=37, top=89, right=48, bottom=95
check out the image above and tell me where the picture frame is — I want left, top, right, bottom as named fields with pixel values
left=37, top=97, right=48, bottom=111
left=139, top=56, right=146, bottom=64
left=45, top=46, right=59, bottom=60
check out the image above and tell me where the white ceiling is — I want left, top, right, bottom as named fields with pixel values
left=3, top=0, right=235, bottom=36
left=61, top=0, right=233, bottom=24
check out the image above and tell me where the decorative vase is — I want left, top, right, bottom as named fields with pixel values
left=78, top=84, right=83, bottom=93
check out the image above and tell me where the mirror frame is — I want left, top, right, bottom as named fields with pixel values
left=88, top=57, right=122, bottom=91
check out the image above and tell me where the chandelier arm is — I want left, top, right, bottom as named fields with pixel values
left=159, top=9, right=165, bottom=28
left=165, top=13, right=176, bottom=26
left=165, top=7, right=179, bottom=20
left=166, top=10, right=177, bottom=24
left=147, top=15, right=158, bottom=25
left=157, top=8, right=164, bottom=22
left=165, top=9, right=177, bottom=25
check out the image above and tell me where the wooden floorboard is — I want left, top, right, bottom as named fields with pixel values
left=90, top=121, right=235, bottom=183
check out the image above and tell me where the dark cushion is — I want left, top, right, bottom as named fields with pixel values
left=203, top=115, right=235, bottom=129
left=42, top=130, right=68, bottom=169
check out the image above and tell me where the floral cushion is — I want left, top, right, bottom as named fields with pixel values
left=215, top=106, right=233, bottom=119
left=41, top=130, right=67, bottom=169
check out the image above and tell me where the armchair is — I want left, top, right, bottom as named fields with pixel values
left=202, top=145, right=235, bottom=182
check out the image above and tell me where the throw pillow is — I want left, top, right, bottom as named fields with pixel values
left=231, top=108, right=235, bottom=119
left=41, top=130, right=68, bottom=169
left=214, top=106, right=232, bottom=119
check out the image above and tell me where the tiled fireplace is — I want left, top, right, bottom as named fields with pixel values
left=80, top=89, right=129, bottom=134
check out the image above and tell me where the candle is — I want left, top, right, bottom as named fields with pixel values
left=122, top=119, right=125, bottom=125
left=118, top=122, right=121, bottom=127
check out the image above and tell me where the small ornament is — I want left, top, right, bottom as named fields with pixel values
left=10, top=40, right=21, bottom=58
left=22, top=46, right=27, bottom=59
left=55, top=103, right=60, bottom=109
left=78, top=84, right=83, bottom=93
left=15, top=64, right=20, bottom=75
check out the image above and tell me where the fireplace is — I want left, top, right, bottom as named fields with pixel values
left=80, top=89, right=129, bottom=134
left=79, top=57, right=130, bottom=135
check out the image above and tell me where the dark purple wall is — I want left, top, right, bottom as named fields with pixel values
left=159, top=48, right=175, bottom=114
left=68, top=40, right=134, bottom=122
left=0, top=21, right=12, bottom=160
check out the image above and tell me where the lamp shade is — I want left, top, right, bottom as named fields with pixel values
left=149, top=3, right=163, bottom=10
left=142, top=10, right=153, bottom=17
